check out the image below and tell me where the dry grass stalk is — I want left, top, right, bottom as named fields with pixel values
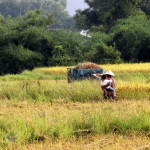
left=75, top=62, right=100, bottom=69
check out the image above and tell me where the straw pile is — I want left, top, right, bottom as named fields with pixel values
left=75, top=62, right=100, bottom=69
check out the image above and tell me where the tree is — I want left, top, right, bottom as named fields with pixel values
left=0, top=45, right=43, bottom=75
left=140, top=0, right=150, bottom=16
left=0, top=10, right=54, bottom=74
left=0, top=0, right=67, bottom=17
left=17, top=9, right=53, bottom=29
left=48, top=45, right=71, bottom=66
left=0, top=0, right=74, bottom=29
left=75, top=0, right=146, bottom=29
left=0, top=0, right=30, bottom=17
left=110, top=13, right=150, bottom=62
left=91, top=43, right=122, bottom=64
left=49, top=29, right=86, bottom=65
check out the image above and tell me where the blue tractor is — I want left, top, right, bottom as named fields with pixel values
left=67, top=68, right=104, bottom=83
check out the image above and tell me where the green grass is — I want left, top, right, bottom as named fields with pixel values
left=0, top=70, right=66, bottom=81
left=0, top=80, right=150, bottom=101
left=116, top=72, right=150, bottom=84
left=1, top=69, right=150, bottom=84
left=0, top=103, right=149, bottom=148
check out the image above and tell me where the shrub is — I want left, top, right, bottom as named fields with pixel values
left=110, top=13, right=150, bottom=62
left=88, top=42, right=122, bottom=64
left=0, top=45, right=43, bottom=75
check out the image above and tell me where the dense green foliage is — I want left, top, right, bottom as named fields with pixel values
left=0, top=10, right=54, bottom=74
left=0, top=10, right=122, bottom=75
left=0, top=0, right=149, bottom=75
left=74, top=0, right=150, bottom=63
left=0, top=0, right=67, bottom=17
left=75, top=0, right=150, bottom=29
left=0, top=45, right=43, bottom=74
left=0, top=0, right=73, bottom=29
left=110, top=13, right=150, bottom=62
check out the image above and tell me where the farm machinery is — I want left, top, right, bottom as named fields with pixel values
left=67, top=67, right=104, bottom=83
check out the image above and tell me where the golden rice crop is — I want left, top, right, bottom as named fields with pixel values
left=117, top=83, right=150, bottom=91
left=37, top=63, right=150, bottom=74
left=101, top=63, right=150, bottom=73
left=38, top=66, right=68, bottom=74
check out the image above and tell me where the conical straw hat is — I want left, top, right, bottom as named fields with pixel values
left=104, top=70, right=115, bottom=76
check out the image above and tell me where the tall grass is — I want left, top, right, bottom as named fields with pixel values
left=0, top=80, right=150, bottom=102
left=0, top=103, right=149, bottom=148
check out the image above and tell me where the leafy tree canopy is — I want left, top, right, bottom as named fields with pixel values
left=75, top=0, right=149, bottom=29
left=0, top=0, right=74, bottom=29
left=0, top=0, right=67, bottom=17
left=110, top=12, right=150, bottom=62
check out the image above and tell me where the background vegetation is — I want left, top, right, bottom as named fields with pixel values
left=0, top=0, right=149, bottom=75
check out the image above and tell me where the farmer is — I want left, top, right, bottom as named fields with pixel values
left=100, top=74, right=112, bottom=99
left=92, top=73, right=113, bottom=99
left=92, top=70, right=116, bottom=99
left=103, top=70, right=116, bottom=99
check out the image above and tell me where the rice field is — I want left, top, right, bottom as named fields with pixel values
left=38, top=63, right=150, bottom=74
left=0, top=63, right=150, bottom=150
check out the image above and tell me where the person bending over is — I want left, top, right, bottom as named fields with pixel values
left=104, top=70, right=116, bottom=99
left=100, top=74, right=114, bottom=99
